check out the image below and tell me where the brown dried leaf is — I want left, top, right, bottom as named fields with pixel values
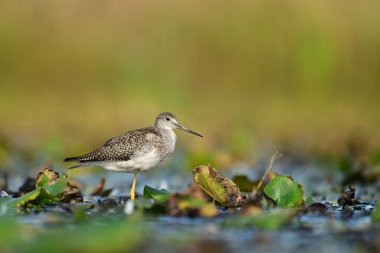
left=193, top=164, right=247, bottom=207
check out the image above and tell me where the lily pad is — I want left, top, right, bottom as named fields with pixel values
left=193, top=165, right=247, bottom=207
left=143, top=185, right=170, bottom=202
left=263, top=175, right=304, bottom=208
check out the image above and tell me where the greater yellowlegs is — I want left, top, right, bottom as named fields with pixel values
left=64, top=112, right=203, bottom=201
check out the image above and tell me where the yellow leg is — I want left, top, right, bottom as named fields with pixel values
left=130, top=173, right=138, bottom=201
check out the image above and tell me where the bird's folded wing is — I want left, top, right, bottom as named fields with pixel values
left=76, top=128, right=162, bottom=162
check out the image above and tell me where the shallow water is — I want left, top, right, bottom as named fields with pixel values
left=140, top=207, right=378, bottom=253
left=1, top=151, right=379, bottom=253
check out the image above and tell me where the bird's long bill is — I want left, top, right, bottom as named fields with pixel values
left=176, top=123, right=203, bottom=138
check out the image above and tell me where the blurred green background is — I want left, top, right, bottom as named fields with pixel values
left=1, top=0, right=380, bottom=167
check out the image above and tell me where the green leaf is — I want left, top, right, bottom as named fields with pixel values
left=0, top=190, right=41, bottom=208
left=143, top=185, right=170, bottom=202
left=37, top=179, right=68, bottom=203
left=35, top=168, right=81, bottom=204
left=1, top=168, right=81, bottom=209
left=263, top=175, right=304, bottom=208
left=44, top=179, right=68, bottom=196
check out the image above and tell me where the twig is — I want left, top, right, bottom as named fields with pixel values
left=251, top=151, right=282, bottom=195
left=91, top=177, right=106, bottom=196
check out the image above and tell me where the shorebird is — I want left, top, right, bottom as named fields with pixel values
left=64, top=112, right=203, bottom=201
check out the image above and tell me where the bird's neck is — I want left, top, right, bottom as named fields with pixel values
left=157, top=127, right=177, bottom=159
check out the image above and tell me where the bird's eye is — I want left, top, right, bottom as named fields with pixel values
left=165, top=117, right=170, bottom=121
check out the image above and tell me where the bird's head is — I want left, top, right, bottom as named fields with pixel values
left=155, top=112, right=203, bottom=138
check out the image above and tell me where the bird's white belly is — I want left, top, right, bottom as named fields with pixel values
left=102, top=150, right=160, bottom=173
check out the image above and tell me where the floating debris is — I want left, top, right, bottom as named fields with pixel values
left=193, top=164, right=248, bottom=208
left=337, top=185, right=359, bottom=207
left=0, top=168, right=83, bottom=209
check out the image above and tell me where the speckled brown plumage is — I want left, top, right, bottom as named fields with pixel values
left=64, top=128, right=163, bottom=163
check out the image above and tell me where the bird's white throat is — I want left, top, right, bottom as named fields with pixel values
left=159, top=128, right=177, bottom=160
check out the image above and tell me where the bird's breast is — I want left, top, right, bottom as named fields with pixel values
left=104, top=149, right=161, bottom=172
